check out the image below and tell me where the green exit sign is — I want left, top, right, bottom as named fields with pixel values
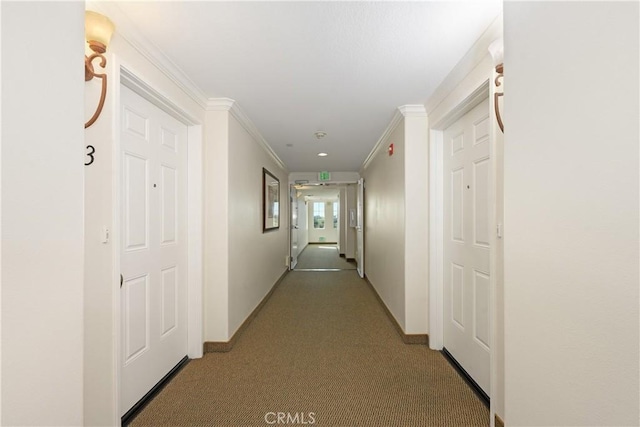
left=318, top=171, right=331, bottom=181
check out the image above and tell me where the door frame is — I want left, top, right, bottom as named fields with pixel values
left=428, top=78, right=500, bottom=424
left=356, top=178, right=365, bottom=278
left=288, top=180, right=360, bottom=272
left=289, top=184, right=298, bottom=270
left=111, top=59, right=204, bottom=422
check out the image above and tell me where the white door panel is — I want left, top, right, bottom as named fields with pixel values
left=121, top=85, right=188, bottom=415
left=161, top=165, right=178, bottom=244
left=160, top=266, right=178, bottom=336
left=123, top=153, right=149, bottom=251
left=123, top=274, right=149, bottom=363
left=443, top=99, right=491, bottom=395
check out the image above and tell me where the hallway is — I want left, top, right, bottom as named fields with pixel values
left=4, top=2, right=639, bottom=426
left=294, top=244, right=357, bottom=271
left=130, top=270, right=488, bottom=426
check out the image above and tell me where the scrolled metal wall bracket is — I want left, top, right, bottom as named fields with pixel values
left=494, top=63, right=504, bottom=133
left=84, top=11, right=114, bottom=129
left=488, top=38, right=504, bottom=133
left=85, top=45, right=108, bottom=129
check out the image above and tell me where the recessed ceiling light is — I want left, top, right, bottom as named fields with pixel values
left=314, top=131, right=327, bottom=139
left=317, top=152, right=328, bottom=157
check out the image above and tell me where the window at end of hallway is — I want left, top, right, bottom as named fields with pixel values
left=313, top=202, right=325, bottom=229
left=333, top=203, right=338, bottom=228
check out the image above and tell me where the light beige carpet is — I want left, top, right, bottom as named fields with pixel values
left=130, top=271, right=489, bottom=426
left=294, top=244, right=357, bottom=270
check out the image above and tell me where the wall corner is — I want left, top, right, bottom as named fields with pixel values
left=403, top=108, right=430, bottom=334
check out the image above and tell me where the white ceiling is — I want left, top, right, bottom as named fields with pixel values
left=113, top=1, right=501, bottom=172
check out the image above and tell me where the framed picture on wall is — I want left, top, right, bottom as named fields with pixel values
left=262, top=168, right=280, bottom=232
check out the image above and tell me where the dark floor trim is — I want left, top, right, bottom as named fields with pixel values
left=363, top=276, right=429, bottom=345
left=204, top=269, right=288, bottom=353
left=122, top=355, right=189, bottom=426
left=441, top=347, right=490, bottom=408
left=496, top=414, right=505, bottom=427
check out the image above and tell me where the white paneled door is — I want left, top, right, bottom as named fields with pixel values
left=120, top=85, right=188, bottom=415
left=443, top=99, right=491, bottom=395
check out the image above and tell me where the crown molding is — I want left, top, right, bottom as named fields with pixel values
left=87, top=1, right=286, bottom=172
left=121, top=67, right=200, bottom=126
left=398, top=104, right=427, bottom=117
left=87, top=1, right=209, bottom=110
left=361, top=104, right=427, bottom=171
left=425, top=13, right=502, bottom=116
left=207, top=98, right=287, bottom=172
left=361, top=109, right=404, bottom=171
left=206, top=98, right=236, bottom=111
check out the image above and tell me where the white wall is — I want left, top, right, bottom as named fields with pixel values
left=227, top=114, right=289, bottom=336
left=504, top=2, right=639, bottom=425
left=84, top=2, right=207, bottom=424
left=493, top=103, right=505, bottom=422
left=2, top=2, right=85, bottom=425
left=361, top=117, right=406, bottom=330
left=403, top=110, right=429, bottom=334
left=203, top=109, right=229, bottom=342
left=362, top=107, right=429, bottom=334
left=1, top=5, right=3, bottom=421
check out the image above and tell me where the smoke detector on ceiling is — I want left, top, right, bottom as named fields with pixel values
left=314, top=131, right=327, bottom=140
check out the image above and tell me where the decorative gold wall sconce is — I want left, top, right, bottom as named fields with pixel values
left=488, top=38, right=504, bottom=133
left=85, top=11, right=114, bottom=128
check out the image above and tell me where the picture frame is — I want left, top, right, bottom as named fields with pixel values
left=262, top=168, right=280, bottom=232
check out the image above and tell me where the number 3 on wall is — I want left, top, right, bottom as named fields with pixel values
left=85, top=145, right=95, bottom=166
